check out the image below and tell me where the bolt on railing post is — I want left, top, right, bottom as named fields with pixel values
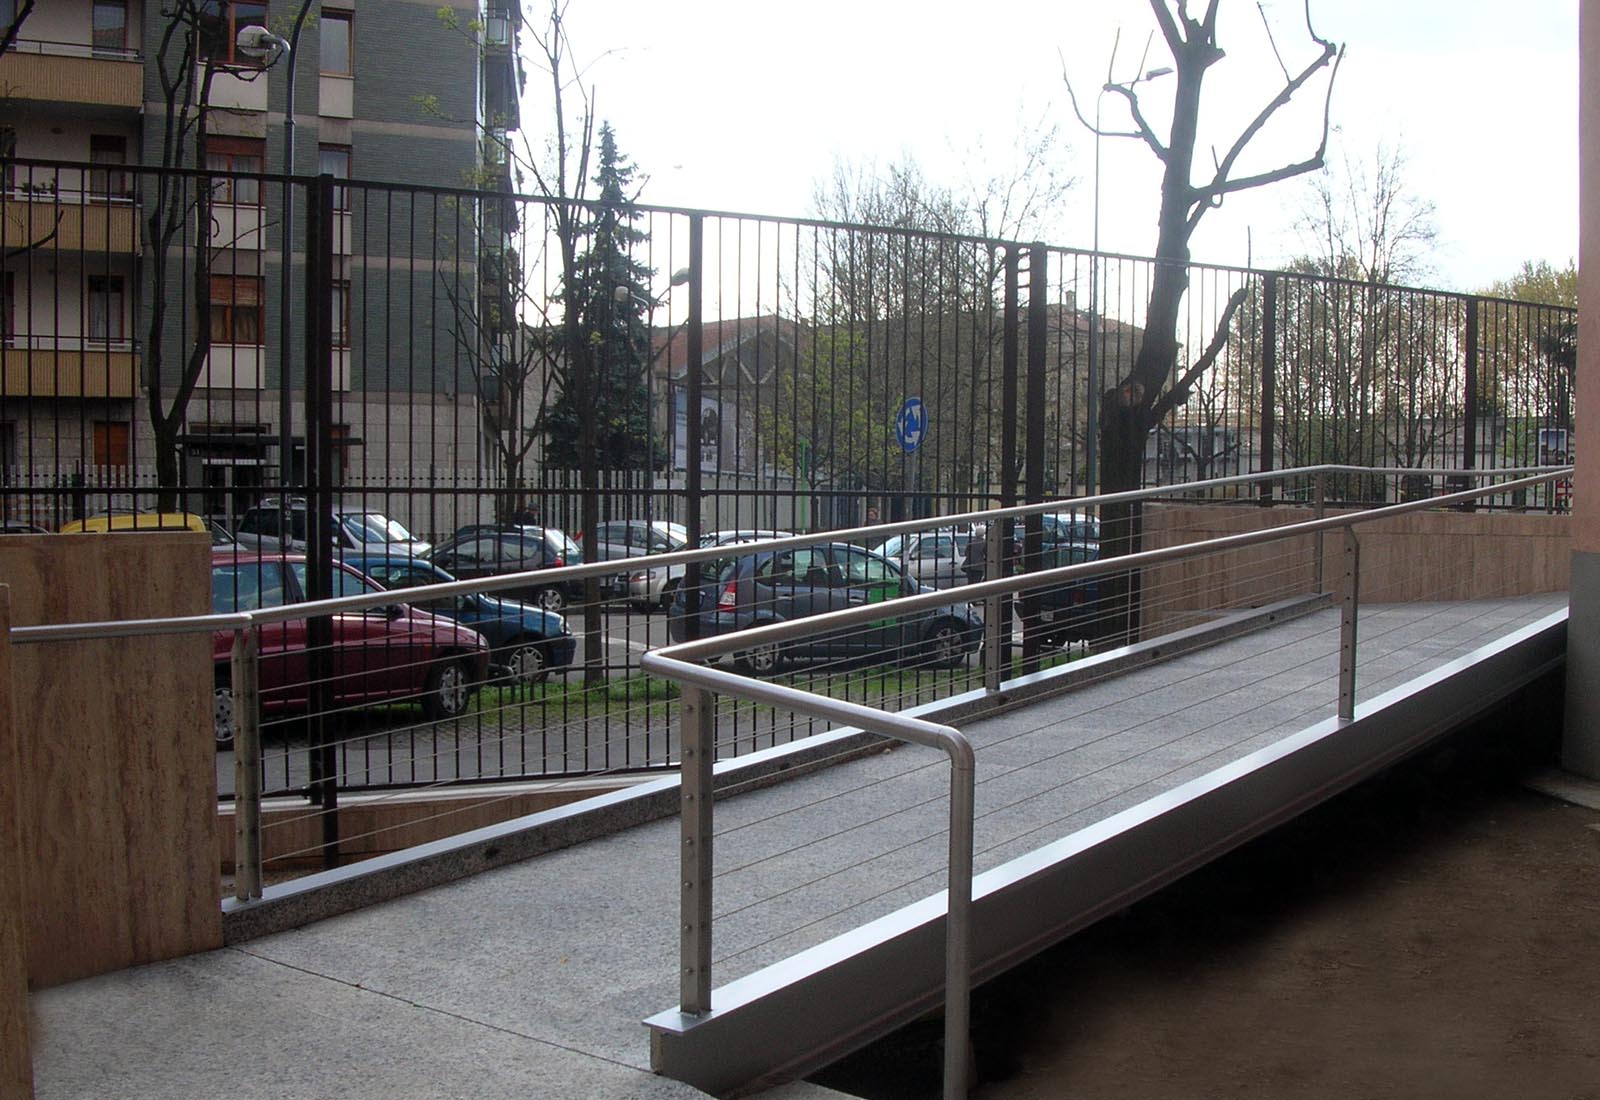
left=231, top=625, right=264, bottom=901
left=1314, top=470, right=1327, bottom=593
left=1338, top=526, right=1360, bottom=722
left=983, top=519, right=1005, bottom=692
left=680, top=685, right=715, bottom=1015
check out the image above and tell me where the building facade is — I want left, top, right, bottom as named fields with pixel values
left=0, top=0, right=520, bottom=529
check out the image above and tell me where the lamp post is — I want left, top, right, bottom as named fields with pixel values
left=238, top=7, right=313, bottom=551
left=1089, top=64, right=1173, bottom=496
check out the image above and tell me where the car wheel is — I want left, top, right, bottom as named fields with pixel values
left=926, top=620, right=968, bottom=668
left=504, top=641, right=549, bottom=686
left=423, top=658, right=473, bottom=720
left=734, top=642, right=782, bottom=676
left=535, top=586, right=567, bottom=613
left=214, top=672, right=236, bottom=748
left=657, top=578, right=680, bottom=611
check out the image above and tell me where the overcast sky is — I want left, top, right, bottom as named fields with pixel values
left=539, top=0, right=1577, bottom=294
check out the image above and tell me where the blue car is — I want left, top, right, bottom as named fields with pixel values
left=669, top=541, right=983, bottom=674
left=345, top=554, right=576, bottom=684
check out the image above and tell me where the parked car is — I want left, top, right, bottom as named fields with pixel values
left=209, top=551, right=490, bottom=745
left=873, top=528, right=974, bottom=589
left=698, top=529, right=796, bottom=548
left=668, top=541, right=982, bottom=674
left=0, top=520, right=50, bottom=534
left=584, top=520, right=689, bottom=610
left=345, top=554, right=576, bottom=685
left=59, top=510, right=211, bottom=535
left=427, top=527, right=582, bottom=612
left=233, top=499, right=431, bottom=558
left=962, top=513, right=1111, bottom=646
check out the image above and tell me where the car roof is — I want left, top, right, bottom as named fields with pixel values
left=211, top=548, right=308, bottom=564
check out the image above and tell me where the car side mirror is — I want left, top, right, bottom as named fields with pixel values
left=902, top=577, right=918, bottom=597
left=386, top=603, right=406, bottom=620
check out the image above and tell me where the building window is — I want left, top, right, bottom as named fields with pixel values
left=209, top=275, right=263, bottom=345
left=198, top=1, right=269, bottom=66
left=92, top=0, right=128, bottom=54
left=318, top=144, right=350, bottom=210
left=320, top=10, right=351, bottom=75
left=93, top=421, right=131, bottom=469
left=205, top=137, right=264, bottom=206
left=332, top=280, right=351, bottom=348
left=88, top=135, right=129, bottom=199
left=87, top=277, right=125, bottom=341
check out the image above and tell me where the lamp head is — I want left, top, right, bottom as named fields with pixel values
left=235, top=24, right=286, bottom=62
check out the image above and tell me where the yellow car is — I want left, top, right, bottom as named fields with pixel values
left=59, top=511, right=230, bottom=544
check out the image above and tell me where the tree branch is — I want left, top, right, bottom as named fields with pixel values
left=0, top=0, right=35, bottom=54
left=1150, top=283, right=1251, bottom=421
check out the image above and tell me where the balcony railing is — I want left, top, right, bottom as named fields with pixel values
left=0, top=39, right=142, bottom=108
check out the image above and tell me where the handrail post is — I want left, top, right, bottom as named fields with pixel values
left=982, top=519, right=1004, bottom=692
left=1338, top=526, right=1359, bottom=722
left=231, top=626, right=263, bottom=901
left=680, top=685, right=715, bottom=1015
left=942, top=747, right=975, bottom=1100
left=1313, top=469, right=1327, bottom=593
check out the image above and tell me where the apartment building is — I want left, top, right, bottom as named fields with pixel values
left=0, top=0, right=521, bottom=525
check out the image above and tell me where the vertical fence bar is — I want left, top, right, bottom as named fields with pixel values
left=231, top=626, right=263, bottom=901
left=1258, top=274, right=1277, bottom=504
left=999, top=250, right=1020, bottom=671
left=679, top=685, right=715, bottom=1015
left=1338, top=525, right=1360, bottom=722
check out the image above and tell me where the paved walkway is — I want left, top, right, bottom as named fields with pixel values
left=30, top=594, right=1564, bottom=1099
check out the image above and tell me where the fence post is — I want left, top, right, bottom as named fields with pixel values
left=999, top=249, right=1020, bottom=671
left=679, top=685, right=715, bottom=1015
left=232, top=626, right=263, bottom=901
left=683, top=216, right=705, bottom=641
left=1258, top=274, right=1277, bottom=505
left=1313, top=470, right=1327, bottom=594
left=1459, top=296, right=1480, bottom=511
left=303, top=171, right=340, bottom=867
left=983, top=519, right=1005, bottom=692
left=1338, top=526, right=1360, bottom=722
left=1020, top=244, right=1047, bottom=673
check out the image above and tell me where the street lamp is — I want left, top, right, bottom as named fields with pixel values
left=613, top=267, right=690, bottom=522
left=238, top=9, right=312, bottom=551
left=1089, top=64, right=1173, bottom=496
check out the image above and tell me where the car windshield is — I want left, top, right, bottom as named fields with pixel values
left=548, top=530, right=581, bottom=560
left=878, top=535, right=905, bottom=557
left=211, top=561, right=289, bottom=612
left=342, top=513, right=417, bottom=544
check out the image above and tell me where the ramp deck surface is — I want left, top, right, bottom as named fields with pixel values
left=29, top=594, right=1565, bottom=1099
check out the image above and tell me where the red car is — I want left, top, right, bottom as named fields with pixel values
left=211, top=551, right=490, bottom=745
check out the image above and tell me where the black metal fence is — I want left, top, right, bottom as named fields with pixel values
left=2, top=156, right=1577, bottom=804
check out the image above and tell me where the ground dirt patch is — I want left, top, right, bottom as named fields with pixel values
left=812, top=715, right=1600, bottom=1100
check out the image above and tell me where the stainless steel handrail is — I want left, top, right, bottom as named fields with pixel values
left=640, top=464, right=1571, bottom=1100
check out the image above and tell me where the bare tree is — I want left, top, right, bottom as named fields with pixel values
left=0, top=0, right=35, bottom=55
left=1066, top=1, right=1343, bottom=506
left=144, top=0, right=234, bottom=508
left=1064, top=0, right=1341, bottom=643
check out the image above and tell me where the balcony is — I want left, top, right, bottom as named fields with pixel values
left=2, top=183, right=140, bottom=255
left=1, top=338, right=139, bottom=399
left=0, top=39, right=142, bottom=110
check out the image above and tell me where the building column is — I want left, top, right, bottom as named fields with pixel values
left=1564, top=0, right=1600, bottom=777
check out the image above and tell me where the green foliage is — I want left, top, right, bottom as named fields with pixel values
left=1483, top=259, right=1577, bottom=308
left=538, top=124, right=664, bottom=471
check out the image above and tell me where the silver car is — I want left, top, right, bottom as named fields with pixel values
left=873, top=528, right=973, bottom=589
